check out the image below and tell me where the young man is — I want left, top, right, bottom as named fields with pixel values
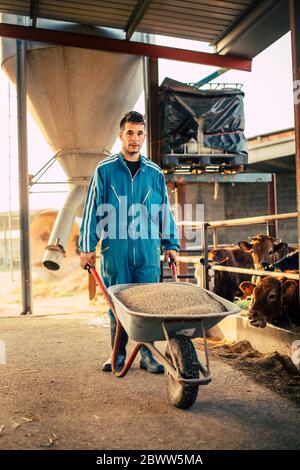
left=80, top=111, right=180, bottom=373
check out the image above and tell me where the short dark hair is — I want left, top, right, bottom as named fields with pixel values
left=120, top=111, right=146, bottom=130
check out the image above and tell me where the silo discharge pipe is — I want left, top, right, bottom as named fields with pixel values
left=42, top=185, right=85, bottom=270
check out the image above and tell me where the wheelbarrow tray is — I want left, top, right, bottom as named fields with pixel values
left=108, top=282, right=240, bottom=342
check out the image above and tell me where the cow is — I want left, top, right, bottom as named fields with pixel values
left=238, top=234, right=290, bottom=270
left=263, top=250, right=299, bottom=272
left=209, top=246, right=254, bottom=271
left=196, top=246, right=254, bottom=302
left=239, top=276, right=300, bottom=328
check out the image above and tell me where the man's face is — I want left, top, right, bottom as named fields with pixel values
left=119, top=122, right=146, bottom=155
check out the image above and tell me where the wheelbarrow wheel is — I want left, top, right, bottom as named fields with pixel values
left=165, top=334, right=199, bottom=409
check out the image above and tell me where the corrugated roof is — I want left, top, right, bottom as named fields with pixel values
left=38, top=1, right=136, bottom=30
left=0, top=0, right=290, bottom=59
left=138, top=0, right=253, bottom=43
left=0, top=0, right=255, bottom=40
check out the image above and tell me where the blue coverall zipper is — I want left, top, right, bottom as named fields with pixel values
left=123, top=163, right=141, bottom=267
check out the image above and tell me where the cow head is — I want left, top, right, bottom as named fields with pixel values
left=238, top=235, right=288, bottom=270
left=281, top=279, right=299, bottom=321
left=206, top=249, right=239, bottom=301
left=199, top=249, right=231, bottom=291
left=239, top=277, right=286, bottom=328
left=207, top=248, right=233, bottom=266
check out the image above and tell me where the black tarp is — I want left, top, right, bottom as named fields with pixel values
left=159, top=78, right=248, bottom=158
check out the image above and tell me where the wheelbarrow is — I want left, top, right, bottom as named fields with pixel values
left=85, top=261, right=240, bottom=409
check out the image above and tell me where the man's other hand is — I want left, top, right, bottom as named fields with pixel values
left=80, top=252, right=96, bottom=269
left=164, top=250, right=177, bottom=264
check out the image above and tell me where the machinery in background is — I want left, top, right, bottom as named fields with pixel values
left=159, top=78, right=247, bottom=174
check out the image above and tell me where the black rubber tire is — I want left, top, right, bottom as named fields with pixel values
left=165, top=335, right=199, bottom=409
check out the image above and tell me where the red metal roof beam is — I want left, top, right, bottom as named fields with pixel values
left=0, top=22, right=252, bottom=71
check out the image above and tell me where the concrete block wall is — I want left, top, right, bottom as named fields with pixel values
left=276, top=173, right=297, bottom=243
left=222, top=182, right=269, bottom=245
left=168, top=183, right=226, bottom=248
left=222, top=171, right=297, bottom=245
left=169, top=169, right=297, bottom=248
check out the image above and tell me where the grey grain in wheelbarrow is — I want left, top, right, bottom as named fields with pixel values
left=108, top=282, right=240, bottom=342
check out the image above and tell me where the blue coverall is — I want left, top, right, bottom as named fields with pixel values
left=79, top=152, right=180, bottom=288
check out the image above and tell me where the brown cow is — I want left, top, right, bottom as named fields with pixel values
left=204, top=247, right=254, bottom=302
left=238, top=234, right=289, bottom=270
left=240, top=277, right=300, bottom=328
left=210, top=246, right=254, bottom=271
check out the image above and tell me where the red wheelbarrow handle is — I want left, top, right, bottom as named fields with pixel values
left=84, top=263, right=116, bottom=315
left=85, top=262, right=141, bottom=377
left=168, top=258, right=178, bottom=282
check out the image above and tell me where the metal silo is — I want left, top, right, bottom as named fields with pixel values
left=1, top=16, right=144, bottom=271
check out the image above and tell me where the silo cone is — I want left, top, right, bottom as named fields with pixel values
left=1, top=21, right=143, bottom=270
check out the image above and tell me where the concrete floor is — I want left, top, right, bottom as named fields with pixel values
left=0, top=307, right=300, bottom=450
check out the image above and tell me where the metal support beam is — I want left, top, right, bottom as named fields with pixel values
left=289, top=0, right=300, bottom=288
left=267, top=173, right=278, bottom=238
left=125, top=0, right=151, bottom=40
left=200, top=223, right=209, bottom=289
left=16, top=39, right=32, bottom=315
left=194, top=68, right=228, bottom=88
left=0, top=22, right=252, bottom=71
left=176, top=183, right=188, bottom=279
left=29, top=0, right=39, bottom=27
left=148, top=57, right=160, bottom=165
left=164, top=173, right=273, bottom=184
left=143, top=56, right=150, bottom=158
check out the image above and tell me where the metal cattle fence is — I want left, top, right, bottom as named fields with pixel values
left=177, top=212, right=299, bottom=288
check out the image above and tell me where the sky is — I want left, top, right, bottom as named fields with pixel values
left=0, top=31, right=294, bottom=212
